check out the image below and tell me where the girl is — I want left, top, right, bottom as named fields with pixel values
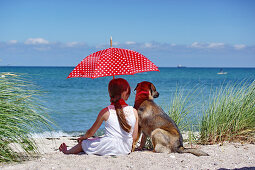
left=59, top=78, right=138, bottom=155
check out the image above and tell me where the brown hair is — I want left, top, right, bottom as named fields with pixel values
left=108, top=78, right=131, bottom=133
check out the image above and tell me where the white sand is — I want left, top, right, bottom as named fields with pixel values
left=1, top=137, right=254, bottom=170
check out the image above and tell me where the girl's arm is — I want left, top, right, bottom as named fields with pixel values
left=132, top=108, right=139, bottom=143
left=78, top=107, right=109, bottom=143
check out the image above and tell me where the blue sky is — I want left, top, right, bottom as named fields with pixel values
left=0, top=0, right=254, bottom=67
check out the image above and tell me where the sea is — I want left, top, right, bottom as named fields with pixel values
left=1, top=66, right=255, bottom=137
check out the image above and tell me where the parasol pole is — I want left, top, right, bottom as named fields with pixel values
left=110, top=36, right=115, bottom=79
left=110, top=36, right=112, bottom=48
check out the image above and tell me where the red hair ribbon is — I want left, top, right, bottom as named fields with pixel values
left=111, top=99, right=128, bottom=106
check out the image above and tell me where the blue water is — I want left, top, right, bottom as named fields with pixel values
left=1, top=66, right=255, bottom=136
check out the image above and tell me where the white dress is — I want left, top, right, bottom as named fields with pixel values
left=81, top=105, right=136, bottom=156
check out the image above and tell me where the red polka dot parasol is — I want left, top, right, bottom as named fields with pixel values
left=67, top=47, right=159, bottom=79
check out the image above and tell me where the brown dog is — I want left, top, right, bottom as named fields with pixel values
left=133, top=81, right=208, bottom=156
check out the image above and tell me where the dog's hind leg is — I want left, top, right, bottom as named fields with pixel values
left=151, top=128, right=171, bottom=153
left=154, top=143, right=168, bottom=153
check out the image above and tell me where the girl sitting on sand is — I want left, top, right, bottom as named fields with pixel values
left=59, top=78, right=138, bottom=155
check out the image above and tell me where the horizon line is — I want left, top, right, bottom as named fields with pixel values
left=1, top=65, right=255, bottom=69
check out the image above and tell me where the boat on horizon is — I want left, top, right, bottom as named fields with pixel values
left=177, top=64, right=186, bottom=68
left=217, top=68, right=227, bottom=75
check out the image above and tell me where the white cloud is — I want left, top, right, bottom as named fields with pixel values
left=144, top=43, right=153, bottom=48
left=190, top=42, right=225, bottom=49
left=234, top=44, right=246, bottom=50
left=65, top=42, right=87, bottom=47
left=34, top=47, right=51, bottom=51
left=112, top=42, right=119, bottom=46
left=207, top=42, right=225, bottom=48
left=65, top=42, right=79, bottom=47
left=125, top=41, right=136, bottom=45
left=25, top=38, right=49, bottom=45
left=190, top=42, right=204, bottom=48
left=1, top=40, right=254, bottom=67
left=8, top=40, right=18, bottom=44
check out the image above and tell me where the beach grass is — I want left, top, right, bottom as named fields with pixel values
left=199, top=81, right=255, bottom=144
left=164, top=85, right=202, bottom=144
left=164, top=81, right=255, bottom=145
left=166, top=86, right=201, bottom=131
left=0, top=73, right=53, bottom=162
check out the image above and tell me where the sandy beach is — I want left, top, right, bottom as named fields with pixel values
left=1, top=136, right=254, bottom=170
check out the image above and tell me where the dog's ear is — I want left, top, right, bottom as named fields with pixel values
left=150, top=83, right=159, bottom=98
left=150, top=83, right=156, bottom=93
left=134, top=83, right=140, bottom=91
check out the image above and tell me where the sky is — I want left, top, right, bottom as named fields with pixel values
left=0, top=0, right=254, bottom=67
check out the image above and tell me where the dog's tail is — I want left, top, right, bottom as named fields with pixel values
left=177, top=146, right=209, bottom=156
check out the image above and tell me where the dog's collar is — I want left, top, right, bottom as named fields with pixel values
left=136, top=91, right=149, bottom=96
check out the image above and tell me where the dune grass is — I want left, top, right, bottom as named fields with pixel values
left=0, top=73, right=52, bottom=162
left=199, top=81, right=255, bottom=144
left=164, top=81, right=255, bottom=145
left=166, top=86, right=201, bottom=132
left=165, top=85, right=203, bottom=145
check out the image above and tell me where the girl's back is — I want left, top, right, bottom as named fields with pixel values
left=82, top=105, right=136, bottom=155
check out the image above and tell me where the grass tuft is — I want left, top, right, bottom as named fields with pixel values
left=166, top=86, right=200, bottom=131
left=0, top=72, right=53, bottom=162
left=164, top=81, right=255, bottom=145
left=199, top=81, right=255, bottom=144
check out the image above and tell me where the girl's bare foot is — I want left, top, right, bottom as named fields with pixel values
left=59, top=143, right=69, bottom=154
